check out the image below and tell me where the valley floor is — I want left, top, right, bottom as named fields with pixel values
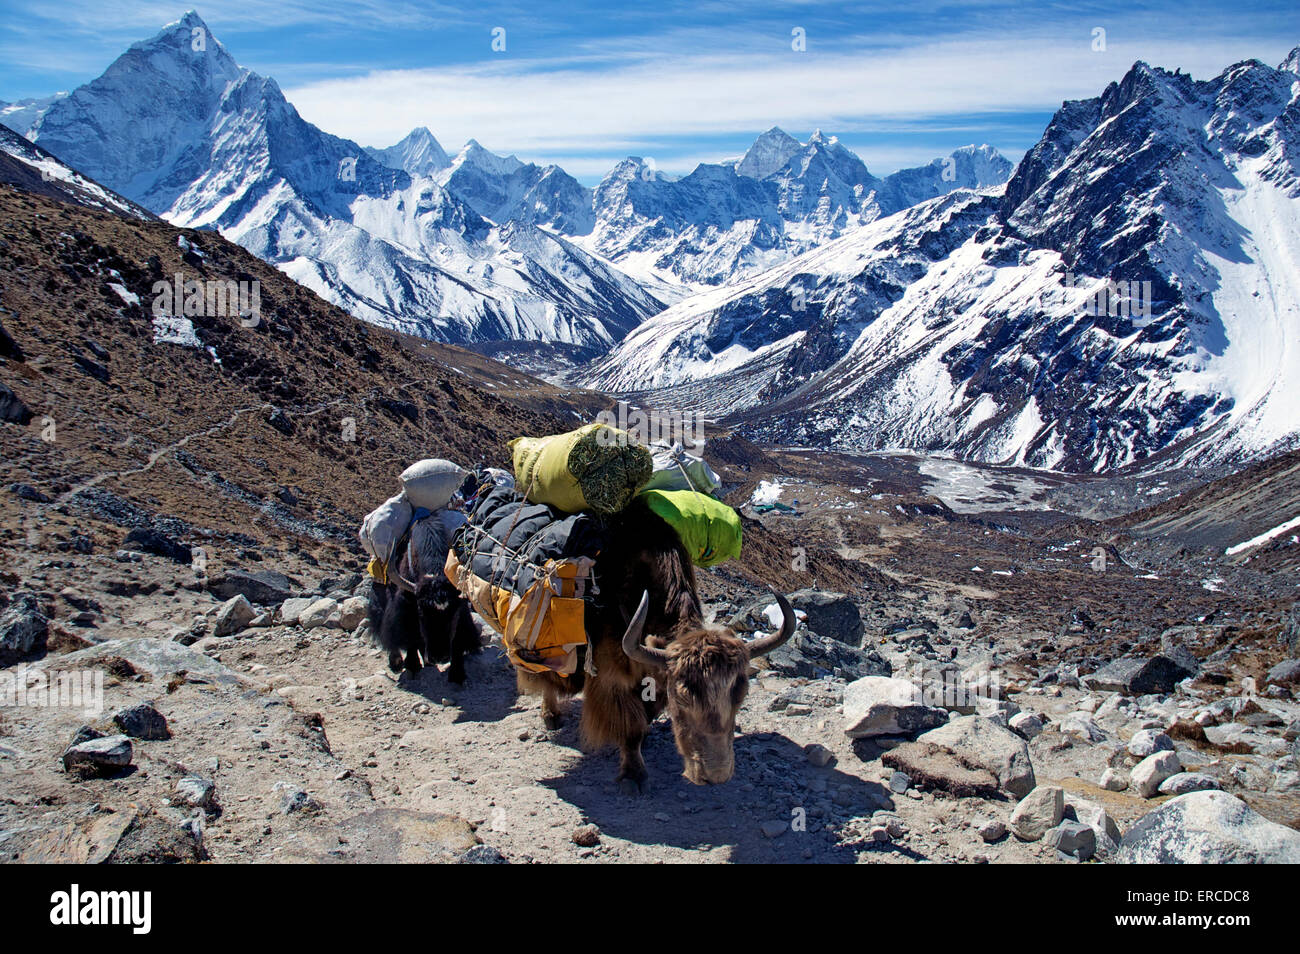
left=2, top=449, right=1297, bottom=864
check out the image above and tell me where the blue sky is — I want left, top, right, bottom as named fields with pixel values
left=2, top=1, right=1298, bottom=181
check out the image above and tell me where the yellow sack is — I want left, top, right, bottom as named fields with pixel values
left=509, top=423, right=652, bottom=515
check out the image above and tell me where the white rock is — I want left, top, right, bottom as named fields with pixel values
left=1010, top=785, right=1064, bottom=841
left=174, top=776, right=216, bottom=809
left=1119, top=791, right=1300, bottom=863
left=842, top=676, right=947, bottom=739
left=1100, top=767, right=1128, bottom=791
left=299, top=597, right=339, bottom=630
left=1059, top=713, right=1106, bottom=743
left=1157, top=772, right=1220, bottom=795
left=280, top=597, right=315, bottom=624
left=1008, top=711, right=1045, bottom=740
left=1132, top=750, right=1182, bottom=797
left=338, top=596, right=368, bottom=631
left=1066, top=794, right=1122, bottom=846
left=1127, top=728, right=1174, bottom=759
left=212, top=595, right=256, bottom=637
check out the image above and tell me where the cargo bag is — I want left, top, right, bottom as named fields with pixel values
left=400, top=458, right=468, bottom=511
left=639, top=488, right=742, bottom=568
left=509, top=423, right=652, bottom=515
left=359, top=492, right=415, bottom=580
left=639, top=441, right=723, bottom=497
left=445, top=483, right=609, bottom=675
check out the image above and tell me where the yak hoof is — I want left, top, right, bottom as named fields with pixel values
left=447, top=667, right=467, bottom=686
left=617, top=776, right=646, bottom=797
left=542, top=712, right=563, bottom=731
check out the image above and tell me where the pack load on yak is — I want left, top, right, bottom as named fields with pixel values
left=509, top=422, right=652, bottom=515
left=640, top=441, right=722, bottom=497
left=444, top=424, right=745, bottom=679
left=359, top=457, right=468, bottom=587
left=446, top=475, right=609, bottom=675
left=639, top=488, right=741, bottom=568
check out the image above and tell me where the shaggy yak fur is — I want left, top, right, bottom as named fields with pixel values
left=514, top=499, right=794, bottom=791
left=368, top=515, right=480, bottom=683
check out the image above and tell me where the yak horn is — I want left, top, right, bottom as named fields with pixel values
left=621, top=591, right=669, bottom=669
left=745, top=593, right=797, bottom=658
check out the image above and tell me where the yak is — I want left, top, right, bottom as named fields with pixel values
left=369, top=513, right=480, bottom=683
left=516, top=498, right=795, bottom=791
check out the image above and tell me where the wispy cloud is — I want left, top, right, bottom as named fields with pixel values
left=2, top=2, right=1296, bottom=179
left=283, top=29, right=1295, bottom=175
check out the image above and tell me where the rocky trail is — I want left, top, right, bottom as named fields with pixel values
left=3, top=528, right=1298, bottom=864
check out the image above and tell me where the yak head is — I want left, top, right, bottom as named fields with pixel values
left=621, top=591, right=796, bottom=785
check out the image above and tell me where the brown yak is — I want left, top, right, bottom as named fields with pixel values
left=516, top=499, right=795, bottom=791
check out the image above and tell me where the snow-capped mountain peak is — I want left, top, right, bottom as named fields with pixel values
left=736, top=127, right=803, bottom=179
left=583, top=50, right=1300, bottom=473
left=365, top=125, right=450, bottom=176
left=25, top=15, right=658, bottom=356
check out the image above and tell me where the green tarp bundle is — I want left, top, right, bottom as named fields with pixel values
left=639, top=488, right=742, bottom=568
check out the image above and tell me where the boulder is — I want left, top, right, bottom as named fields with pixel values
left=338, top=596, right=368, bottom=631
left=1266, top=659, right=1300, bottom=688
left=174, top=776, right=216, bottom=810
left=112, top=702, right=170, bottom=740
left=1046, top=821, right=1097, bottom=861
left=970, top=697, right=1020, bottom=725
left=62, top=734, right=133, bottom=775
left=212, top=594, right=257, bottom=637
left=843, top=676, right=947, bottom=738
left=882, top=715, right=1036, bottom=799
left=1203, top=723, right=1258, bottom=753
left=1086, top=650, right=1197, bottom=695
left=1065, top=794, right=1122, bottom=848
left=1010, top=786, right=1065, bottom=841
left=1118, top=791, right=1300, bottom=863
left=10, top=483, right=51, bottom=502
left=1157, top=772, right=1221, bottom=796
left=210, top=569, right=296, bottom=605
left=1008, top=711, right=1045, bottom=740
left=763, top=630, right=890, bottom=681
left=16, top=811, right=136, bottom=864
left=1058, top=713, right=1106, bottom=743
left=0, top=591, right=48, bottom=663
left=0, top=380, right=33, bottom=424
left=788, top=589, right=864, bottom=645
left=1131, top=750, right=1182, bottom=797
left=1127, top=729, right=1175, bottom=759
left=122, top=528, right=191, bottom=564
left=299, top=597, right=339, bottom=630
left=280, top=597, right=316, bottom=625
left=1100, top=767, right=1128, bottom=792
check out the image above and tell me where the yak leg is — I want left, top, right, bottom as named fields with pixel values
left=616, top=730, right=648, bottom=795
left=517, top=670, right=566, bottom=729
left=445, top=605, right=475, bottom=685
left=581, top=675, right=650, bottom=794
